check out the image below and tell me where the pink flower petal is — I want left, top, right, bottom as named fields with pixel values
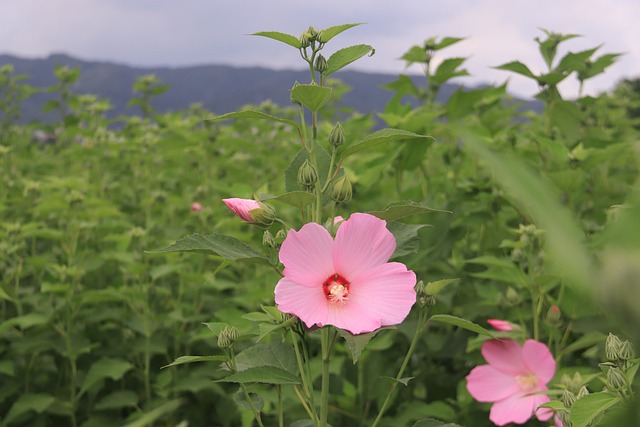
left=489, top=393, right=536, bottom=426
left=333, top=213, right=396, bottom=279
left=481, top=339, right=527, bottom=376
left=531, top=391, right=553, bottom=421
left=348, top=262, right=416, bottom=327
left=466, top=365, right=520, bottom=402
left=522, top=339, right=556, bottom=384
left=274, top=277, right=328, bottom=328
left=279, top=223, right=335, bottom=287
left=222, top=198, right=260, bottom=222
left=325, top=300, right=382, bottom=334
left=487, top=319, right=513, bottom=332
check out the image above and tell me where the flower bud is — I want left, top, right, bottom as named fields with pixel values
left=298, top=160, right=318, bottom=190
left=619, top=340, right=634, bottom=361
left=331, top=175, right=352, bottom=204
left=546, top=305, right=561, bottom=325
left=263, top=230, right=276, bottom=248
left=606, top=367, right=628, bottom=390
left=250, top=202, right=276, bottom=227
left=217, top=326, right=239, bottom=348
left=223, top=198, right=261, bottom=223
left=577, top=385, right=590, bottom=399
left=275, top=229, right=287, bottom=242
left=299, top=32, right=311, bottom=48
left=307, top=26, right=319, bottom=40
left=329, top=121, right=345, bottom=147
left=560, top=389, right=577, bottom=407
left=606, top=333, right=622, bottom=361
left=191, top=202, right=202, bottom=212
left=314, top=54, right=328, bottom=73
left=505, top=287, right=520, bottom=306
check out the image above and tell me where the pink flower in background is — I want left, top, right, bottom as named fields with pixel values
left=274, top=213, right=416, bottom=334
left=191, top=202, right=202, bottom=212
left=222, top=198, right=261, bottom=223
left=466, top=339, right=555, bottom=426
left=487, top=319, right=514, bottom=332
left=333, top=215, right=345, bottom=225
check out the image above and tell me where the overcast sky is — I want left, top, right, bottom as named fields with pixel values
left=2, top=0, right=639, bottom=99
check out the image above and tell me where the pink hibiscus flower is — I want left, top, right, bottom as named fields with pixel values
left=466, top=339, right=556, bottom=426
left=487, top=319, right=514, bottom=332
left=222, top=198, right=261, bottom=223
left=274, top=213, right=417, bottom=335
left=191, top=202, right=203, bottom=212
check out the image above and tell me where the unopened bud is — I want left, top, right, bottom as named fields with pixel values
left=606, top=333, right=622, bottom=361
left=606, top=367, right=628, bottom=391
left=250, top=202, right=276, bottom=227
left=263, top=230, right=276, bottom=248
left=299, top=32, right=311, bottom=48
left=505, top=287, right=520, bottom=306
left=329, top=122, right=345, bottom=147
left=546, top=305, right=561, bottom=325
left=619, top=340, right=634, bottom=361
left=560, top=389, right=577, bottom=407
left=577, top=385, right=589, bottom=399
left=217, top=326, right=239, bottom=348
left=298, top=160, right=318, bottom=191
left=275, top=229, right=287, bottom=242
left=307, top=26, right=319, bottom=40
left=314, top=54, right=328, bottom=73
left=331, top=175, right=352, bottom=204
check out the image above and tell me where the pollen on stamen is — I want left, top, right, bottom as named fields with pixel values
left=515, top=373, right=538, bottom=391
left=323, top=274, right=350, bottom=304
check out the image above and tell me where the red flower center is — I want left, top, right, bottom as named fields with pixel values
left=323, top=274, right=350, bottom=304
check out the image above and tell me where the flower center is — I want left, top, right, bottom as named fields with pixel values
left=515, top=372, right=538, bottom=391
left=323, top=274, right=350, bottom=304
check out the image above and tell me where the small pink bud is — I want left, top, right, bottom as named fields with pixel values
left=333, top=216, right=345, bottom=225
left=222, top=198, right=261, bottom=223
left=487, top=319, right=514, bottom=332
left=191, top=202, right=202, bottom=212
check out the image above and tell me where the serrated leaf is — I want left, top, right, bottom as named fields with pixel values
left=401, top=45, right=427, bottom=65
left=387, top=221, right=428, bottom=258
left=80, top=357, right=134, bottom=396
left=429, top=314, right=494, bottom=337
left=495, top=61, right=537, bottom=79
left=259, top=191, right=315, bottom=209
left=569, top=392, right=620, bottom=427
left=4, top=393, right=56, bottom=424
left=424, top=279, right=459, bottom=295
left=95, top=390, right=139, bottom=410
left=326, top=44, right=374, bottom=75
left=291, top=84, right=332, bottom=112
left=319, top=23, right=363, bottom=43
left=122, top=399, right=184, bottom=427
left=203, top=322, right=230, bottom=337
left=252, top=31, right=301, bottom=49
left=368, top=202, right=450, bottom=221
left=431, top=57, right=469, bottom=86
left=207, top=110, right=299, bottom=128
left=336, top=327, right=392, bottom=363
left=434, top=37, right=465, bottom=51
left=341, top=128, right=433, bottom=158
left=539, top=400, right=566, bottom=411
left=234, top=343, right=297, bottom=373
left=147, top=233, right=267, bottom=262
left=216, top=366, right=300, bottom=384
left=161, top=355, right=227, bottom=369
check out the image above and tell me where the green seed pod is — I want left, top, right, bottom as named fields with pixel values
left=329, top=121, right=345, bottom=147
left=605, top=333, right=622, bottom=361
left=331, top=175, right=352, bottom=204
left=298, top=160, right=318, bottom=191
left=314, top=54, right=328, bottom=73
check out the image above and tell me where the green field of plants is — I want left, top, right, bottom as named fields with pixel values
left=1, top=24, right=639, bottom=427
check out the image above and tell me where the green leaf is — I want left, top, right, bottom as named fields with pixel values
left=252, top=31, right=301, bottom=49
left=326, top=44, right=374, bottom=75
left=122, top=399, right=184, bottom=427
left=259, top=191, right=315, bottom=209
left=147, top=233, right=267, bottom=262
left=4, top=393, right=56, bottom=424
left=539, top=400, right=566, bottom=411
left=0, top=312, right=49, bottom=333
left=319, top=23, right=363, bottom=43
left=0, top=359, right=15, bottom=377
left=285, top=145, right=336, bottom=192
left=207, top=110, right=299, bottom=128
left=161, top=355, right=227, bottom=369
left=434, top=37, right=465, bottom=51
left=569, top=392, right=621, bottom=427
left=549, top=100, right=582, bottom=142
left=429, top=314, right=495, bottom=337
left=216, top=366, right=301, bottom=384
left=234, top=343, right=298, bottom=373
left=412, top=418, right=463, bottom=427
left=291, top=84, right=332, bottom=112
left=342, top=128, right=433, bottom=158
left=381, top=376, right=414, bottom=386
left=401, top=45, right=428, bottom=65
left=495, top=61, right=537, bottom=79
left=368, top=201, right=449, bottom=221
left=232, top=388, right=264, bottom=411
left=0, top=286, right=15, bottom=302
left=336, top=327, right=392, bottom=363
left=431, top=57, right=469, bottom=86
left=80, top=357, right=134, bottom=396
left=203, top=322, right=230, bottom=337
left=424, top=279, right=459, bottom=296
left=95, top=390, right=139, bottom=410
left=387, top=222, right=428, bottom=259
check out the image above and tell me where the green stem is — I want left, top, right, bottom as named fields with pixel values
left=320, top=327, right=331, bottom=427
left=277, top=385, right=284, bottom=427
left=230, top=351, right=265, bottom=427
left=290, top=330, right=318, bottom=423
left=371, top=312, right=428, bottom=427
